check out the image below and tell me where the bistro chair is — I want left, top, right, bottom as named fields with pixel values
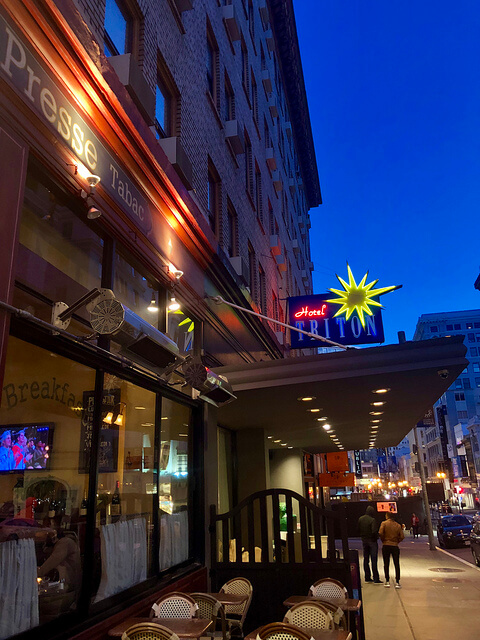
left=283, top=601, right=334, bottom=631
left=308, top=578, right=348, bottom=602
left=149, top=592, right=198, bottom=619
left=256, top=622, right=311, bottom=640
left=311, top=600, right=347, bottom=630
left=219, top=577, right=253, bottom=636
left=121, top=622, right=180, bottom=640
left=191, top=592, right=229, bottom=640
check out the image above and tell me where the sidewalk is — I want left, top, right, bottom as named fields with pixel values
left=353, top=537, right=480, bottom=640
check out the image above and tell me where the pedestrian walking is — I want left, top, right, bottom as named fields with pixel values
left=358, top=505, right=381, bottom=583
left=379, top=512, right=404, bottom=589
left=410, top=513, right=420, bottom=538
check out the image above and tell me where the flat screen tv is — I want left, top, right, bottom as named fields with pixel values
left=0, top=423, right=54, bottom=472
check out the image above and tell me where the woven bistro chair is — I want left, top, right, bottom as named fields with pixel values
left=256, top=622, right=311, bottom=640
left=149, top=592, right=198, bottom=619
left=219, top=577, right=253, bottom=636
left=308, top=578, right=348, bottom=602
left=121, top=622, right=181, bottom=640
left=312, top=600, right=347, bottom=630
left=191, top=592, right=229, bottom=640
left=283, top=601, right=334, bottom=631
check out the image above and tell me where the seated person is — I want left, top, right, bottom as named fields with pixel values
left=38, top=529, right=81, bottom=599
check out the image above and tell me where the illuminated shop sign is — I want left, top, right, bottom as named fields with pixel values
left=0, top=10, right=152, bottom=235
left=288, top=265, right=401, bottom=348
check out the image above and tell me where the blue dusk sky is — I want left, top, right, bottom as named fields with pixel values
left=294, top=1, right=480, bottom=344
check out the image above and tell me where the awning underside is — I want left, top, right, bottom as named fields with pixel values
left=215, top=337, right=468, bottom=453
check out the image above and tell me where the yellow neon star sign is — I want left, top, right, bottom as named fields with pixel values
left=327, top=264, right=401, bottom=328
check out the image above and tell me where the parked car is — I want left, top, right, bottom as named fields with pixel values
left=470, top=522, right=480, bottom=566
left=437, top=514, right=472, bottom=548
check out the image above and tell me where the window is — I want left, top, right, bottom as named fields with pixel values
left=207, top=162, right=220, bottom=235
left=251, top=73, right=259, bottom=125
left=268, top=199, right=274, bottom=235
left=245, top=133, right=253, bottom=199
left=207, top=28, right=219, bottom=109
left=430, top=326, right=438, bottom=333
left=241, top=39, right=249, bottom=94
left=455, top=392, right=465, bottom=401
left=226, top=200, right=237, bottom=258
left=476, top=378, right=480, bottom=388
left=446, top=324, right=453, bottom=331
left=155, top=58, right=177, bottom=139
left=224, top=73, right=235, bottom=121
left=454, top=323, right=461, bottom=330
left=468, top=333, right=475, bottom=342
left=477, top=335, right=480, bottom=343
left=104, top=0, right=133, bottom=56
left=255, top=163, right=263, bottom=222
left=467, top=322, right=473, bottom=329
left=475, top=322, right=480, bottom=329
left=248, top=241, right=256, bottom=296
left=258, top=263, right=266, bottom=312
left=471, top=347, right=478, bottom=357
left=474, top=363, right=480, bottom=373
left=464, top=378, right=472, bottom=389
left=248, top=0, right=255, bottom=42
left=457, top=410, right=468, bottom=419
left=261, top=45, right=266, bottom=71
left=454, top=379, right=463, bottom=389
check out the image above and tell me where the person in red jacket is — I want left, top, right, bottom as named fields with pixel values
left=410, top=513, right=420, bottom=538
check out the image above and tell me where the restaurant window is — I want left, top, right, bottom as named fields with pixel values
left=0, top=337, right=95, bottom=635
left=217, top=428, right=234, bottom=514
left=158, top=398, right=193, bottom=570
left=92, top=376, right=156, bottom=604
left=15, top=164, right=103, bottom=326
left=104, top=0, right=133, bottom=56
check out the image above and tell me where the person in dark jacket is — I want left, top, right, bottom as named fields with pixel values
left=358, top=505, right=381, bottom=583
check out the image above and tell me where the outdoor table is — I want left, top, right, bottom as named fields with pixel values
left=283, top=596, right=361, bottom=612
left=244, top=624, right=352, bottom=640
left=108, top=617, right=213, bottom=638
left=188, top=592, right=249, bottom=607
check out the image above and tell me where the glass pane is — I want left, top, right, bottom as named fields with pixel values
left=105, top=0, right=128, bottom=55
left=93, top=376, right=156, bottom=603
left=155, top=83, right=168, bottom=136
left=0, top=337, right=95, bottom=634
left=167, top=308, right=194, bottom=356
left=159, top=398, right=191, bottom=571
left=17, top=168, right=103, bottom=323
left=114, top=249, right=161, bottom=326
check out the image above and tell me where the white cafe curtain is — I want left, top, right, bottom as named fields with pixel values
left=0, top=538, right=39, bottom=639
left=94, top=517, right=147, bottom=602
left=159, top=511, right=188, bottom=571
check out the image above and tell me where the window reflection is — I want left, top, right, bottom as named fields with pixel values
left=159, top=398, right=191, bottom=570
left=93, top=377, right=155, bottom=603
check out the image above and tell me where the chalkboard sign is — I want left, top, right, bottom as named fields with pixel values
left=79, top=389, right=120, bottom=473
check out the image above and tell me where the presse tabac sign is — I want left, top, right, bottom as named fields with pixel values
left=288, top=265, right=401, bottom=348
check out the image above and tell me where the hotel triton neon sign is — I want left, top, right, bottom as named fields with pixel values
left=288, top=265, right=401, bottom=348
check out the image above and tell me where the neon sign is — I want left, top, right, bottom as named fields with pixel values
left=327, top=264, right=401, bottom=329
left=287, top=266, right=401, bottom=348
left=294, top=304, right=327, bottom=319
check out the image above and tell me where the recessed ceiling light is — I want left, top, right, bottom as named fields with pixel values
left=281, top=443, right=287, bottom=446
left=369, top=411, right=383, bottom=416
left=371, top=401, right=385, bottom=406
left=322, top=424, right=331, bottom=431
left=161, top=416, right=168, bottom=420
left=329, top=434, right=336, bottom=438
left=141, top=422, right=154, bottom=427
left=134, top=406, right=146, bottom=410
left=178, top=433, right=188, bottom=437
left=309, top=408, right=322, bottom=413
left=317, top=417, right=328, bottom=422
left=274, top=439, right=281, bottom=443
left=372, top=388, right=390, bottom=394
left=298, top=396, right=316, bottom=402
left=287, top=446, right=293, bottom=449
left=371, top=419, right=382, bottom=423
left=267, top=436, right=273, bottom=439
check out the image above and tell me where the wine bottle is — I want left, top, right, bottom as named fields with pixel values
left=80, top=495, right=88, bottom=517
left=111, top=480, right=121, bottom=516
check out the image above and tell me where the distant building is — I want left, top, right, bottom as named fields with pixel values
left=414, top=310, right=480, bottom=503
